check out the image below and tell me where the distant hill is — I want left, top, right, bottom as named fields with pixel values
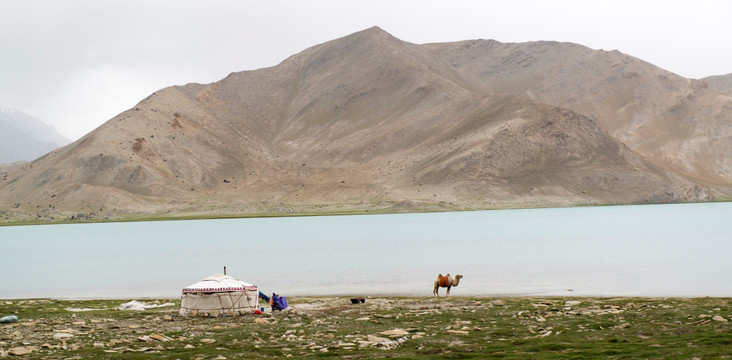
left=0, top=107, right=71, bottom=164
left=0, top=27, right=728, bottom=221
left=703, top=73, right=732, bottom=96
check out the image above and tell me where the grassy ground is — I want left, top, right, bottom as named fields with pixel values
left=1, top=296, right=731, bottom=359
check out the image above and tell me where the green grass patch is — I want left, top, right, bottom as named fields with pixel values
left=1, top=296, right=731, bottom=358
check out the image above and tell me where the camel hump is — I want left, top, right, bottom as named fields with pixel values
left=438, top=274, right=452, bottom=287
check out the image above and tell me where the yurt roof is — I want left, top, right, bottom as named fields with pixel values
left=182, top=274, right=257, bottom=293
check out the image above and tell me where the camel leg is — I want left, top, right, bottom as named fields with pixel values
left=446, top=286, right=451, bottom=297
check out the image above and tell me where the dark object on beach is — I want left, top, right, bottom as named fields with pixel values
left=272, top=293, right=288, bottom=311
left=350, top=298, right=365, bottom=304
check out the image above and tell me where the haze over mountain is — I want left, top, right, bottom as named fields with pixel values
left=0, top=27, right=728, bottom=221
left=0, top=106, right=71, bottom=164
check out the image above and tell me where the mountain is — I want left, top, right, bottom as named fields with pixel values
left=0, top=27, right=726, bottom=221
left=426, top=40, right=732, bottom=186
left=703, top=73, right=732, bottom=96
left=0, top=107, right=71, bottom=164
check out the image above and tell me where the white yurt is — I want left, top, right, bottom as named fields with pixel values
left=179, top=274, right=258, bottom=316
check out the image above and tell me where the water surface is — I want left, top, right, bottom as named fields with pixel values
left=1, top=202, right=730, bottom=298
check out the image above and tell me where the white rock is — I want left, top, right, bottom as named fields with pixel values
left=446, top=330, right=469, bottom=335
left=8, top=347, right=32, bottom=356
left=150, top=333, right=172, bottom=341
left=0, top=315, right=19, bottom=323
left=379, top=329, right=409, bottom=336
left=367, top=335, right=390, bottom=343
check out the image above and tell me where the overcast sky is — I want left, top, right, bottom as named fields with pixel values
left=2, top=0, right=731, bottom=141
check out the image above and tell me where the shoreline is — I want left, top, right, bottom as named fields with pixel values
left=7, top=287, right=732, bottom=301
left=4, top=294, right=732, bottom=301
left=4, top=200, right=729, bottom=227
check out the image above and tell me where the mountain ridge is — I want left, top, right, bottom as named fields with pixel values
left=0, top=27, right=726, bottom=221
left=703, top=73, right=732, bottom=96
left=423, top=37, right=732, bottom=184
left=0, top=106, right=71, bottom=164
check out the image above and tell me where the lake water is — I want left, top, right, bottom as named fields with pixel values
left=0, top=202, right=730, bottom=299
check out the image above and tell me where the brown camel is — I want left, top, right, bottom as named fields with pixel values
left=433, top=273, right=463, bottom=296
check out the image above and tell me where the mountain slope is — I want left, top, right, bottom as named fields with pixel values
left=0, top=27, right=721, bottom=221
left=427, top=39, right=732, bottom=184
left=0, top=107, right=71, bottom=163
left=703, top=73, right=732, bottom=96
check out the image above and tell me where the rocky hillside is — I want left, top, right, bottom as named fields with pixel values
left=703, top=73, right=732, bottom=96
left=0, top=27, right=727, bottom=221
left=0, top=107, right=70, bottom=164
left=426, top=40, right=732, bottom=186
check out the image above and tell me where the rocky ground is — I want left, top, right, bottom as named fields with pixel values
left=1, top=296, right=731, bottom=358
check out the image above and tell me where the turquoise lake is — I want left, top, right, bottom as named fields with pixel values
left=1, top=202, right=730, bottom=299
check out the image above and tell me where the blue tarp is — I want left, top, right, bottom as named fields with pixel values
left=272, top=293, right=288, bottom=311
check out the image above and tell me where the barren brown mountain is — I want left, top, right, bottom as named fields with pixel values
left=704, top=73, right=732, bottom=96
left=0, top=27, right=727, bottom=221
